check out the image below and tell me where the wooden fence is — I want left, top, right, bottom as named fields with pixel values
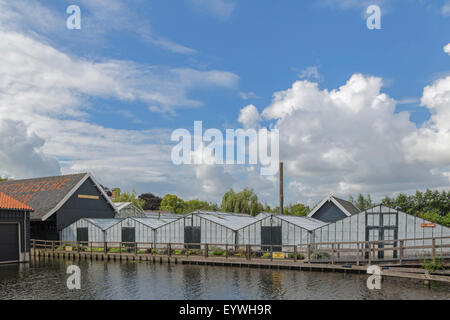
left=31, top=235, right=450, bottom=266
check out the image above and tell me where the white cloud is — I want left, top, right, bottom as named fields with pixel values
left=403, top=76, right=450, bottom=167
left=259, top=73, right=449, bottom=202
left=442, top=3, right=450, bottom=16
left=0, top=119, right=60, bottom=179
left=188, top=0, right=236, bottom=20
left=0, top=0, right=197, bottom=55
left=0, top=29, right=240, bottom=197
left=297, top=66, right=321, bottom=82
left=238, top=91, right=258, bottom=100
left=444, top=43, right=450, bottom=55
left=238, top=105, right=261, bottom=129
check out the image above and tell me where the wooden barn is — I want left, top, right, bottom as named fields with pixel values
left=0, top=192, right=33, bottom=264
left=307, top=194, right=360, bottom=223
left=0, top=173, right=117, bottom=240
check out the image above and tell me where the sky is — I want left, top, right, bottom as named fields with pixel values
left=0, top=0, right=449, bottom=207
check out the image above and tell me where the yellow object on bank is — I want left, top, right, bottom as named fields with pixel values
left=65, top=246, right=73, bottom=252
left=272, top=252, right=284, bottom=259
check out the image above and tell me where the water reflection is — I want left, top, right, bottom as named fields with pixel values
left=0, top=257, right=448, bottom=300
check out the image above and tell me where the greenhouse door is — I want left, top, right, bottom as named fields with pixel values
left=76, top=228, right=88, bottom=242
left=261, top=226, right=282, bottom=251
left=122, top=227, right=135, bottom=244
left=184, top=226, right=201, bottom=249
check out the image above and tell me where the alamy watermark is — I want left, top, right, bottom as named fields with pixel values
left=367, top=265, right=382, bottom=290
left=66, top=5, right=81, bottom=30
left=171, top=121, right=279, bottom=176
left=66, top=265, right=81, bottom=290
left=366, top=5, right=381, bottom=30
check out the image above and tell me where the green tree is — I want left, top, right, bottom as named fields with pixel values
left=159, top=194, right=186, bottom=214
left=112, top=188, right=145, bottom=209
left=353, top=193, right=373, bottom=211
left=284, top=203, right=310, bottom=216
left=184, top=199, right=218, bottom=213
left=220, top=188, right=263, bottom=216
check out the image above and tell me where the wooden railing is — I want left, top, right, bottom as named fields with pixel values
left=31, top=236, right=450, bottom=265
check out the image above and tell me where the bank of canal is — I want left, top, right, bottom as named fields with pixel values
left=0, top=257, right=449, bottom=300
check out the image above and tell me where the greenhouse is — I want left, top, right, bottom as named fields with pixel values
left=310, top=205, right=450, bottom=259
left=60, top=218, right=123, bottom=242
left=156, top=211, right=259, bottom=247
left=237, top=213, right=328, bottom=249
left=106, top=216, right=182, bottom=245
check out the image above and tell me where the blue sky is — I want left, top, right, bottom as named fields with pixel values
left=0, top=0, right=449, bottom=206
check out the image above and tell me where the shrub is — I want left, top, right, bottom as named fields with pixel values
left=422, top=256, right=445, bottom=272
left=261, top=253, right=271, bottom=259
left=310, top=252, right=330, bottom=260
left=288, top=253, right=305, bottom=260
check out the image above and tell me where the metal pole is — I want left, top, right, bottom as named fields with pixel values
left=279, top=162, right=284, bottom=215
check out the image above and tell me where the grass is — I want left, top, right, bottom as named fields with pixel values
left=422, top=255, right=445, bottom=272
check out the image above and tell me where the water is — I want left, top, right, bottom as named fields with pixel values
left=0, top=257, right=449, bottom=300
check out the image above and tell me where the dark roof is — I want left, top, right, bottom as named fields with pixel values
left=0, top=173, right=89, bottom=220
left=0, top=192, right=34, bottom=211
left=332, top=196, right=360, bottom=215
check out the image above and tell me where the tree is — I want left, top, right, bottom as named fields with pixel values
left=111, top=188, right=145, bottom=209
left=285, top=203, right=310, bottom=216
left=139, top=193, right=162, bottom=210
left=220, top=188, right=263, bottom=216
left=353, top=193, right=373, bottom=211
left=160, top=194, right=185, bottom=214
left=184, top=199, right=218, bottom=213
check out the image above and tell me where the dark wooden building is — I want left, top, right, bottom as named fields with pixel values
left=0, top=192, right=33, bottom=264
left=0, top=173, right=117, bottom=240
left=307, top=194, right=360, bottom=223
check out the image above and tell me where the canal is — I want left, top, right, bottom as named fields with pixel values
left=0, top=257, right=449, bottom=300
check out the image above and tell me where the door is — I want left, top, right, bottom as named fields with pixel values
left=76, top=228, right=89, bottom=243
left=0, top=224, right=19, bottom=263
left=184, top=226, right=201, bottom=249
left=261, top=226, right=282, bottom=251
left=122, top=227, right=135, bottom=244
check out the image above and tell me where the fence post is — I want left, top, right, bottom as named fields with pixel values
left=168, top=243, right=171, bottom=257
left=270, top=245, right=273, bottom=262
left=331, top=243, right=335, bottom=265
left=356, top=243, right=360, bottom=266
left=135, top=242, right=138, bottom=255
left=399, top=240, right=404, bottom=265
left=247, top=245, right=251, bottom=260
left=307, top=244, right=311, bottom=263
left=52, top=241, right=55, bottom=252
left=368, top=242, right=372, bottom=265
left=225, top=244, right=228, bottom=259
left=336, top=243, right=340, bottom=261
left=104, top=241, right=108, bottom=255
left=205, top=244, right=208, bottom=258
left=77, top=241, right=80, bottom=253
left=432, top=238, right=436, bottom=257
left=294, top=245, right=297, bottom=262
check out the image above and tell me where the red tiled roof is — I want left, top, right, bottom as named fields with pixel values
left=0, top=191, right=34, bottom=211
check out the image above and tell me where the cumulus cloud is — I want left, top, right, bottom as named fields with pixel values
left=0, top=119, right=60, bottom=178
left=258, top=73, right=449, bottom=201
left=444, top=43, right=450, bottom=55
left=403, top=76, right=450, bottom=167
left=238, top=105, right=261, bottom=129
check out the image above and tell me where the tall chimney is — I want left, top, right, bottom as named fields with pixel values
left=279, top=162, right=284, bottom=215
